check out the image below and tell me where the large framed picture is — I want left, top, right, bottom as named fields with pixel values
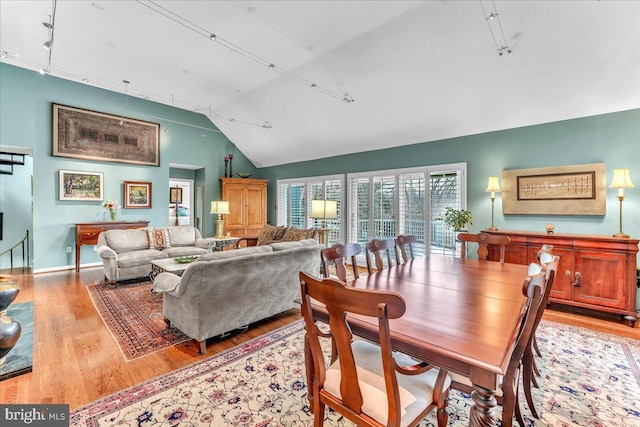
left=124, top=181, right=152, bottom=209
left=53, top=103, right=160, bottom=166
left=502, top=163, right=606, bottom=215
left=59, top=170, right=104, bottom=201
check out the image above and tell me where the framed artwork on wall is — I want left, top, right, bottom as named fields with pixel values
left=170, top=187, right=182, bottom=204
left=502, top=163, right=606, bottom=215
left=124, top=181, right=152, bottom=209
left=52, top=103, right=160, bottom=166
left=59, top=170, right=104, bottom=201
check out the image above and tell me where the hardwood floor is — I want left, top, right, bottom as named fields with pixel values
left=0, top=266, right=638, bottom=410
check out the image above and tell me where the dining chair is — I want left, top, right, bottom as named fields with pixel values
left=365, top=238, right=397, bottom=274
left=394, top=234, right=417, bottom=264
left=449, top=271, right=547, bottom=427
left=522, top=254, right=559, bottom=420
left=321, top=243, right=362, bottom=282
left=457, top=232, right=511, bottom=262
left=299, top=272, right=452, bottom=427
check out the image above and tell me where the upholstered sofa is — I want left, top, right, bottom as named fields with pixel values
left=96, top=226, right=216, bottom=284
left=151, top=239, right=323, bottom=354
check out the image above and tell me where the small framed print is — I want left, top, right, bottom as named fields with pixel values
left=170, top=187, right=182, bottom=204
left=124, top=181, right=152, bottom=209
left=59, top=170, right=104, bottom=201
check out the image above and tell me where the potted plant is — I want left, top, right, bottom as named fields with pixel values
left=443, top=207, right=473, bottom=231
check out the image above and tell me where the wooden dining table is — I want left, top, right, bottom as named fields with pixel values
left=306, top=254, right=530, bottom=427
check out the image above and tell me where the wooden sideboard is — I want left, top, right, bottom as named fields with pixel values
left=483, top=229, right=639, bottom=326
left=75, top=221, right=149, bottom=272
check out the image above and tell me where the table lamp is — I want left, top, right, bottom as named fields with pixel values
left=211, top=201, right=230, bottom=239
left=609, top=168, right=634, bottom=238
left=485, top=176, right=502, bottom=231
left=311, top=200, right=337, bottom=246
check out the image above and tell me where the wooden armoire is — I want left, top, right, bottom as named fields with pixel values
left=220, top=178, right=268, bottom=237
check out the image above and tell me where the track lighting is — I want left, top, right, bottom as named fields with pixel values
left=39, top=68, right=49, bottom=75
left=43, top=40, right=53, bottom=50
left=480, top=0, right=511, bottom=56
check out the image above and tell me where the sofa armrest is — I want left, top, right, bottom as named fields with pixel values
left=96, top=246, right=117, bottom=259
left=151, top=273, right=183, bottom=296
left=194, top=237, right=217, bottom=250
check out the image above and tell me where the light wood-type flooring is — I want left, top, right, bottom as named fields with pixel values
left=0, top=266, right=638, bottom=409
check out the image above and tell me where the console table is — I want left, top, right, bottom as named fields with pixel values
left=483, top=229, right=639, bottom=326
left=75, top=221, right=149, bottom=273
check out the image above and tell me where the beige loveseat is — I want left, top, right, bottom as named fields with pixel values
left=97, top=226, right=216, bottom=284
left=151, top=239, right=323, bottom=354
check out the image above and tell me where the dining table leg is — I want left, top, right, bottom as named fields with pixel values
left=469, top=383, right=498, bottom=427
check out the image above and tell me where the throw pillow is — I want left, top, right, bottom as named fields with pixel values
left=256, top=225, right=278, bottom=245
left=274, top=225, right=288, bottom=240
left=148, top=228, right=172, bottom=250
left=177, top=207, right=189, bottom=217
left=284, top=227, right=316, bottom=242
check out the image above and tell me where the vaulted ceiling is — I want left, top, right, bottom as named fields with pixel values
left=1, top=1, right=639, bottom=167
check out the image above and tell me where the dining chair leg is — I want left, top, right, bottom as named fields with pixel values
left=500, top=374, right=517, bottom=427
left=436, top=390, right=450, bottom=427
left=533, top=334, right=542, bottom=357
left=522, top=350, right=540, bottom=419
left=313, top=397, right=325, bottom=427
left=532, top=356, right=541, bottom=378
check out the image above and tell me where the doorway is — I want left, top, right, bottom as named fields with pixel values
left=168, top=178, right=194, bottom=227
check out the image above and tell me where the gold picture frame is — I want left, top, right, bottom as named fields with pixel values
left=53, top=103, right=160, bottom=166
left=502, top=163, right=606, bottom=215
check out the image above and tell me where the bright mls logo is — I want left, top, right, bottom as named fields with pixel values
left=1, top=405, right=68, bottom=426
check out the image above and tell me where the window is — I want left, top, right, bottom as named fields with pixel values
left=347, top=163, right=466, bottom=258
left=276, top=163, right=466, bottom=257
left=276, top=175, right=344, bottom=246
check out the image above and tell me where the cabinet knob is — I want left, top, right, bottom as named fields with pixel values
left=572, top=271, right=582, bottom=287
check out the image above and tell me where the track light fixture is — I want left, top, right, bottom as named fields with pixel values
left=136, top=0, right=354, bottom=103
left=40, top=0, right=57, bottom=75
left=480, top=0, right=511, bottom=56
left=43, top=40, right=53, bottom=50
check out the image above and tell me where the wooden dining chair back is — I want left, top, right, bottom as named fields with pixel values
left=458, top=232, right=511, bottom=262
left=321, top=243, right=362, bottom=282
left=365, top=238, right=397, bottom=274
left=299, top=272, right=451, bottom=427
left=394, top=234, right=417, bottom=264
left=449, top=271, right=546, bottom=427
left=522, top=254, right=559, bottom=419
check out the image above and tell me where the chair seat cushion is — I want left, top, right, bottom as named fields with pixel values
left=117, top=249, right=167, bottom=268
left=324, top=340, right=451, bottom=427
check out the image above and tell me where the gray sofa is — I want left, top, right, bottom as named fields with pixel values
left=97, top=226, right=216, bottom=283
left=151, top=239, right=323, bottom=354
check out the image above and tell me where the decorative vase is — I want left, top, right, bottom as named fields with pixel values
left=110, top=209, right=116, bottom=221
left=0, top=275, right=21, bottom=367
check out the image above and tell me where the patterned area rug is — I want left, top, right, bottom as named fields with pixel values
left=86, top=281, right=190, bottom=361
left=70, top=319, right=640, bottom=426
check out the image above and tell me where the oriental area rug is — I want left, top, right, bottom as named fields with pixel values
left=70, top=319, right=640, bottom=427
left=86, top=281, right=189, bottom=361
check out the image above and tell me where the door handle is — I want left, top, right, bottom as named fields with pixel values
left=572, top=271, right=581, bottom=287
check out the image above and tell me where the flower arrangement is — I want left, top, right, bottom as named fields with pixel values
left=102, top=199, right=121, bottom=220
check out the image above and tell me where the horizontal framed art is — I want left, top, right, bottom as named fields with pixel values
left=52, top=103, right=160, bottom=166
left=124, top=181, right=152, bottom=209
left=502, top=163, right=606, bottom=215
left=59, top=170, right=104, bottom=201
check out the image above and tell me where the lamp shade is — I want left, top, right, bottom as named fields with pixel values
left=210, top=201, right=230, bottom=215
left=485, top=176, right=502, bottom=193
left=609, top=169, right=635, bottom=189
left=310, top=200, right=338, bottom=219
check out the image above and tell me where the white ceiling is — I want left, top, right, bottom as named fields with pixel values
left=1, top=1, right=639, bottom=167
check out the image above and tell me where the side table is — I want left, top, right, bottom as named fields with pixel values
left=209, top=237, right=239, bottom=252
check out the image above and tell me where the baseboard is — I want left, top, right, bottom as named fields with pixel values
left=33, top=262, right=102, bottom=274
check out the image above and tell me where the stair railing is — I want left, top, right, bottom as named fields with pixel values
left=0, top=230, right=30, bottom=269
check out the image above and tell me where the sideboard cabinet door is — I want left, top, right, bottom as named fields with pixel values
left=483, top=229, right=638, bottom=327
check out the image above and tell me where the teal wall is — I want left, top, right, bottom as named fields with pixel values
left=0, top=63, right=260, bottom=270
left=262, top=109, right=640, bottom=240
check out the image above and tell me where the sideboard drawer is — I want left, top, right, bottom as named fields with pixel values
left=78, top=228, right=104, bottom=245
